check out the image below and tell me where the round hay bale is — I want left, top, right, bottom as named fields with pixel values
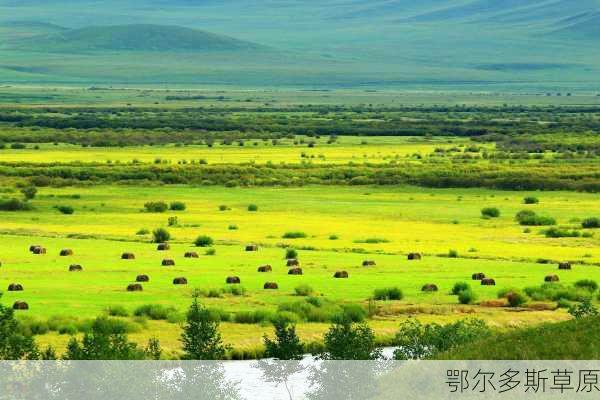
left=408, top=253, right=422, bottom=261
left=421, top=284, right=438, bottom=292
left=32, top=246, right=46, bottom=255
left=136, top=275, right=150, bottom=282
left=258, top=265, right=272, bottom=273
left=13, top=301, right=28, bottom=310
left=8, top=283, right=23, bottom=292
left=545, top=275, right=560, bottom=283
left=362, top=260, right=376, bottom=267
left=472, top=273, right=486, bottom=280
left=286, top=259, right=300, bottom=267
left=121, top=253, right=135, bottom=260
left=127, top=284, right=143, bottom=292
left=162, top=259, right=175, bottom=266
left=334, top=271, right=349, bottom=279
left=60, top=249, right=73, bottom=256
left=226, top=276, right=241, bottom=284
left=173, top=277, right=188, bottom=285
left=69, top=264, right=83, bottom=272
left=245, top=244, right=259, bottom=252
left=481, top=278, right=496, bottom=286
left=264, top=282, right=278, bottom=290
left=157, top=243, right=170, bottom=251
left=184, top=252, right=199, bottom=258
left=288, top=268, right=303, bottom=276
left=29, top=245, right=40, bottom=252
left=558, top=262, right=572, bottom=270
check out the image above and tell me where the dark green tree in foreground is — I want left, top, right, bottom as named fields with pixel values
left=263, top=317, right=304, bottom=360
left=322, top=315, right=381, bottom=360
left=64, top=317, right=152, bottom=360
left=0, top=293, right=40, bottom=360
left=181, top=296, right=229, bottom=360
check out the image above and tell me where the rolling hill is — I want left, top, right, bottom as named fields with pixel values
left=10, top=24, right=262, bottom=53
left=0, top=1, right=599, bottom=89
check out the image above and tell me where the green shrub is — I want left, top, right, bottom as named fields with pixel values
left=524, top=284, right=590, bottom=302
left=167, top=216, right=178, bottom=226
left=372, top=287, right=403, bottom=301
left=285, top=248, right=298, bottom=259
left=582, top=218, right=600, bottom=229
left=219, top=205, right=229, bottom=211
left=205, top=248, right=216, bottom=256
left=106, top=305, right=129, bottom=317
left=329, top=234, right=339, bottom=240
left=55, top=205, right=74, bottom=215
left=169, top=201, right=186, bottom=211
left=507, top=291, right=527, bottom=307
left=448, top=249, right=459, bottom=258
left=152, top=227, right=171, bottom=243
left=247, top=204, right=258, bottom=212
left=451, top=282, right=470, bottom=295
left=228, top=224, right=238, bottom=230
left=294, top=284, right=314, bottom=296
left=340, top=304, right=367, bottom=323
left=523, top=196, right=539, bottom=204
left=568, top=299, right=599, bottom=319
left=194, top=235, right=214, bottom=247
left=136, top=228, right=150, bottom=235
left=393, top=319, right=491, bottom=360
left=458, top=290, right=476, bottom=304
left=234, top=310, right=276, bottom=324
left=144, top=201, right=168, bottom=213
left=223, top=286, right=247, bottom=296
left=134, top=304, right=177, bottom=320
left=544, top=227, right=581, bottom=238
left=516, top=210, right=556, bottom=226
left=481, top=207, right=500, bottom=218
left=282, top=231, right=307, bottom=239
left=575, top=280, right=599, bottom=292
left=0, top=198, right=32, bottom=211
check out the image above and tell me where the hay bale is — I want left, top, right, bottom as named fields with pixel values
left=162, top=259, right=175, bottom=266
left=29, top=245, right=40, bottom=252
left=32, top=246, right=46, bottom=255
left=286, top=259, right=300, bottom=267
left=421, top=284, right=438, bottom=292
left=69, top=264, right=83, bottom=272
left=558, top=262, right=572, bottom=270
left=136, top=275, right=150, bottom=282
left=121, top=253, right=135, bottom=260
left=8, top=283, right=23, bottom=292
left=288, top=268, right=303, bottom=276
left=127, top=284, right=143, bottom=292
left=60, top=249, right=73, bottom=256
left=481, top=278, right=496, bottom=286
left=258, top=265, right=272, bottom=273
left=157, top=243, right=170, bottom=251
left=472, top=273, right=486, bottom=280
left=334, top=271, right=349, bottom=279
left=173, top=277, right=188, bottom=285
left=184, top=252, right=199, bottom=258
left=407, top=253, right=422, bottom=260
left=13, top=301, right=28, bottom=310
left=226, top=276, right=241, bottom=284
left=362, top=260, right=376, bottom=267
left=245, top=244, right=259, bottom=252
left=264, top=282, right=279, bottom=290
left=545, top=275, right=560, bottom=283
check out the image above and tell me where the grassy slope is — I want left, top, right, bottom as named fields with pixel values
left=0, top=1, right=599, bottom=88
left=440, top=316, right=600, bottom=359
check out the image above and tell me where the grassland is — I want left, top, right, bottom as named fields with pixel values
left=1, top=184, right=598, bottom=356
left=0, top=87, right=598, bottom=358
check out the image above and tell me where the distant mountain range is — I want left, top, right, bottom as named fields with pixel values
left=0, top=0, right=599, bottom=89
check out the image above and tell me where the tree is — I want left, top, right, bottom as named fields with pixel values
left=322, top=316, right=381, bottom=360
left=153, top=227, right=171, bottom=243
left=64, top=317, right=145, bottom=360
left=0, top=293, right=40, bottom=360
left=263, top=317, right=304, bottom=360
left=181, top=296, right=229, bottom=360
left=20, top=186, right=37, bottom=201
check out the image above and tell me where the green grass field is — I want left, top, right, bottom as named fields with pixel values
left=1, top=183, right=598, bottom=355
